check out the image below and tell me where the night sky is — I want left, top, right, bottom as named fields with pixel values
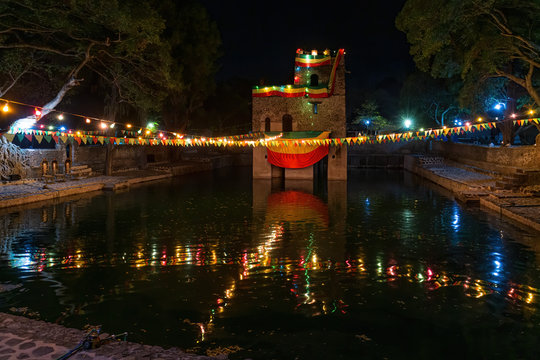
left=201, top=1, right=415, bottom=117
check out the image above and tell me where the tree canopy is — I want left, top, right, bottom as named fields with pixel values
left=0, top=0, right=221, bottom=132
left=400, top=72, right=461, bottom=127
left=396, top=0, right=540, bottom=106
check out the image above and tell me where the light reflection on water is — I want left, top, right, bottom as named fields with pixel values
left=0, top=168, right=539, bottom=359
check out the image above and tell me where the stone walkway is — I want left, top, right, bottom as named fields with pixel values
left=0, top=313, right=225, bottom=359
left=0, top=168, right=180, bottom=210
left=406, top=156, right=540, bottom=232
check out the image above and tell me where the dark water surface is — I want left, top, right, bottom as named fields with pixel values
left=1, top=168, right=540, bottom=359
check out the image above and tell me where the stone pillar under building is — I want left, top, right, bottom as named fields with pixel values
left=328, top=146, right=347, bottom=181
left=253, top=147, right=272, bottom=179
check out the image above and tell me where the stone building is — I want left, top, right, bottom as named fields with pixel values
left=252, top=48, right=347, bottom=181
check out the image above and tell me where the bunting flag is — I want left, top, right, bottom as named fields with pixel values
left=265, top=131, right=330, bottom=169
left=2, top=117, right=539, bottom=148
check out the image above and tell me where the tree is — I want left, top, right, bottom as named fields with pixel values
left=400, top=72, right=461, bottom=127
left=396, top=0, right=540, bottom=144
left=157, top=1, right=221, bottom=132
left=1, top=0, right=170, bottom=130
left=397, top=0, right=540, bottom=103
left=351, top=100, right=390, bottom=134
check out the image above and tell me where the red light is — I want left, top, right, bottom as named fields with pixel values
left=35, top=108, right=42, bottom=116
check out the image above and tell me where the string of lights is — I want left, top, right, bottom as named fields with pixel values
left=1, top=96, right=539, bottom=147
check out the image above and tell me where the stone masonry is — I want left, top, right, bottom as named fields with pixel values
left=252, top=49, right=347, bottom=181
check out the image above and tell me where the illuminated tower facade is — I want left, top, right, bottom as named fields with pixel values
left=252, top=48, right=347, bottom=181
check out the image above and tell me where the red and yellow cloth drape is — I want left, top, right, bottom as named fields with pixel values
left=252, top=49, right=344, bottom=99
left=265, top=131, right=330, bottom=169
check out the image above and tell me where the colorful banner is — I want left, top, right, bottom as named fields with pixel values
left=2, top=118, right=539, bottom=149
left=252, top=49, right=344, bottom=99
left=252, top=85, right=329, bottom=98
left=266, top=131, right=330, bottom=169
left=294, top=54, right=331, bottom=67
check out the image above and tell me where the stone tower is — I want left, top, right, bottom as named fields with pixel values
left=252, top=49, right=347, bottom=181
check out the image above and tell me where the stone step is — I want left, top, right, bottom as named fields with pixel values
left=502, top=176, right=523, bottom=185
left=495, top=180, right=518, bottom=190
left=71, top=167, right=92, bottom=174
left=70, top=165, right=89, bottom=171
left=417, top=156, right=445, bottom=167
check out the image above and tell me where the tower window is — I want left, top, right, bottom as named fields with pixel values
left=264, top=117, right=271, bottom=132
left=310, top=74, right=319, bottom=86
left=282, top=114, right=293, bottom=132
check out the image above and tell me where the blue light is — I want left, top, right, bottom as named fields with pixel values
left=493, top=103, right=506, bottom=111
left=365, top=120, right=370, bottom=125
left=59, top=126, right=66, bottom=131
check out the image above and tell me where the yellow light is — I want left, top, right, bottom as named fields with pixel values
left=126, top=123, right=132, bottom=128
left=477, top=117, right=483, bottom=122
left=2, top=103, right=9, bottom=112
left=311, top=50, right=318, bottom=55
left=57, top=114, right=64, bottom=120
left=529, top=109, right=535, bottom=115
left=85, top=118, right=91, bottom=123
left=100, top=122, right=107, bottom=129
left=145, top=130, right=150, bottom=135
left=110, top=123, right=115, bottom=128
left=76, top=131, right=81, bottom=136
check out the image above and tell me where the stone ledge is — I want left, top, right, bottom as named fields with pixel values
left=0, top=313, right=226, bottom=360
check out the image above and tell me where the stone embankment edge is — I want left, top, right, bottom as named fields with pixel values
left=403, top=155, right=540, bottom=233
left=0, top=183, right=105, bottom=209
left=0, top=159, right=229, bottom=209
left=0, top=312, right=226, bottom=359
left=479, top=197, right=540, bottom=232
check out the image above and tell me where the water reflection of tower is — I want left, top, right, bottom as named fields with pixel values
left=252, top=179, right=347, bottom=311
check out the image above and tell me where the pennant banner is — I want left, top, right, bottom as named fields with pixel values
left=3, top=118, right=539, bottom=149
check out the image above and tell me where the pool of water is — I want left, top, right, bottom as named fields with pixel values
left=1, top=168, right=539, bottom=359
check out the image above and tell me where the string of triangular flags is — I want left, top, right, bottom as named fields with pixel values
left=2, top=118, right=538, bottom=147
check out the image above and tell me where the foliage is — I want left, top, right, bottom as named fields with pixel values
left=351, top=100, right=390, bottom=132
left=157, top=0, right=221, bottom=131
left=199, top=78, right=252, bottom=135
left=396, top=0, right=540, bottom=106
left=0, top=0, right=171, bottom=126
left=400, top=71, right=461, bottom=127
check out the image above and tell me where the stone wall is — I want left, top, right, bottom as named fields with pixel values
left=432, top=141, right=540, bottom=172
left=252, top=56, right=346, bottom=135
left=22, top=143, right=184, bottom=177
left=252, top=52, right=347, bottom=180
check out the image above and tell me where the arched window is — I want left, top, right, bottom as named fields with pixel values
left=310, top=74, right=319, bottom=86
left=265, top=117, right=271, bottom=132
left=282, top=114, right=293, bottom=132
